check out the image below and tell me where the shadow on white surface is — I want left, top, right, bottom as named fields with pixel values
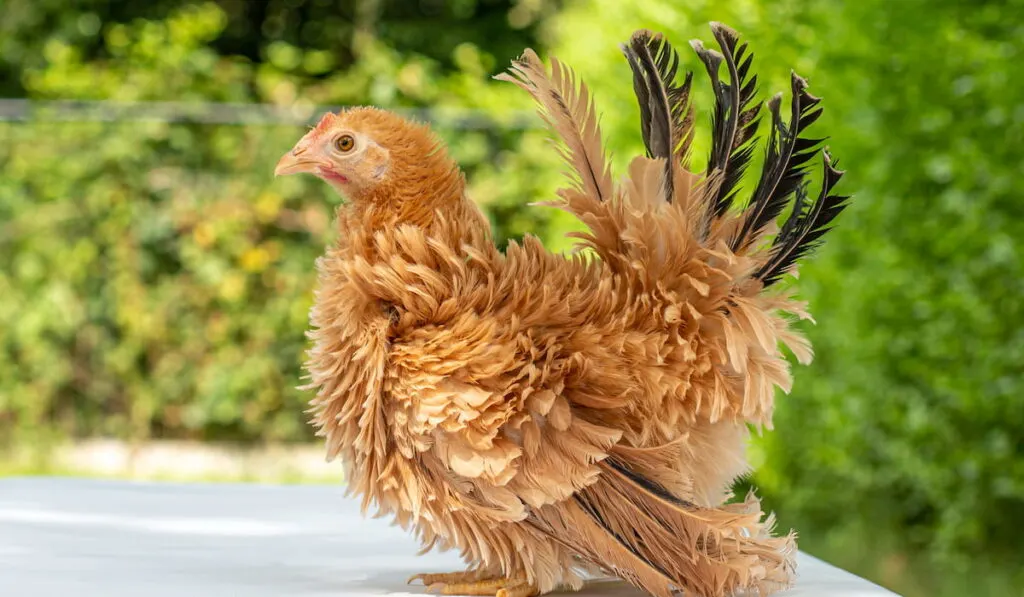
left=0, top=478, right=899, bottom=597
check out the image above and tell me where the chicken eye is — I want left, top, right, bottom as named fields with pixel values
left=334, top=134, right=355, bottom=153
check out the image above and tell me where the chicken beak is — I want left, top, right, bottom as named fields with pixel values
left=274, top=151, right=318, bottom=177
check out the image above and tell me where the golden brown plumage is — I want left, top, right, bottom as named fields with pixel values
left=274, top=22, right=850, bottom=597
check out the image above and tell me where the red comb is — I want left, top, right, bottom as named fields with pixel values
left=313, top=112, right=338, bottom=135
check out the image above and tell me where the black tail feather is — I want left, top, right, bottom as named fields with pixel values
left=755, top=150, right=850, bottom=286
left=623, top=30, right=696, bottom=203
left=732, top=73, right=825, bottom=251
left=692, top=22, right=763, bottom=220
left=604, top=456, right=698, bottom=510
left=620, top=23, right=852, bottom=282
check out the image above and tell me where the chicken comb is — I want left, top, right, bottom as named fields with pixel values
left=312, top=112, right=339, bottom=135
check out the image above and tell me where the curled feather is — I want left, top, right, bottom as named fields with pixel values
left=756, top=150, right=850, bottom=286
left=496, top=50, right=613, bottom=203
left=622, top=29, right=697, bottom=203
left=693, top=23, right=763, bottom=222
left=733, top=73, right=825, bottom=251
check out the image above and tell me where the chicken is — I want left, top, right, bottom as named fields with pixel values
left=273, top=22, right=850, bottom=597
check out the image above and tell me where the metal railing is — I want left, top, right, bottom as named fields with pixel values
left=0, top=99, right=539, bottom=129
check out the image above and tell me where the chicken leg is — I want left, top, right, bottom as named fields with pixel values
left=409, top=571, right=538, bottom=597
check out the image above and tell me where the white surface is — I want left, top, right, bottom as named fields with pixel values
left=0, top=478, right=899, bottom=596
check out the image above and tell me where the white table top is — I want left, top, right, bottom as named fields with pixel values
left=0, top=478, right=899, bottom=596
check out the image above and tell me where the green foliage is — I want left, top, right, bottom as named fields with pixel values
left=751, top=0, right=1024, bottom=590
left=0, top=5, right=323, bottom=443
left=544, top=0, right=1015, bottom=589
left=542, top=0, right=1024, bottom=592
left=0, top=2, right=573, bottom=446
left=0, top=0, right=561, bottom=96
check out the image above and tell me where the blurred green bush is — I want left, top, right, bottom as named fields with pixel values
left=0, top=1, right=576, bottom=446
left=545, top=0, right=1023, bottom=593
left=1, top=1, right=1022, bottom=595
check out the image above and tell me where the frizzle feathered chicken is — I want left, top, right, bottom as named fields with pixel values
left=274, top=22, right=850, bottom=597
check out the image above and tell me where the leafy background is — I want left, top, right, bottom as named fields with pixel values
left=1, top=1, right=1021, bottom=596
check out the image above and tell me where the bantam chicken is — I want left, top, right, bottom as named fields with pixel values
left=274, top=22, right=850, bottom=597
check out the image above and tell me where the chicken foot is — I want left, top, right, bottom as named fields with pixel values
left=408, top=571, right=538, bottom=597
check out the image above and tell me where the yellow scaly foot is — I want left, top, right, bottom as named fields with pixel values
left=408, top=571, right=538, bottom=597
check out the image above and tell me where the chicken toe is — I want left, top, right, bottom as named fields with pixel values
left=408, top=570, right=487, bottom=587
left=410, top=572, right=537, bottom=597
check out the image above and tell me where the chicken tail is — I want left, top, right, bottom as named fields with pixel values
left=531, top=457, right=795, bottom=597
left=502, top=22, right=851, bottom=294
